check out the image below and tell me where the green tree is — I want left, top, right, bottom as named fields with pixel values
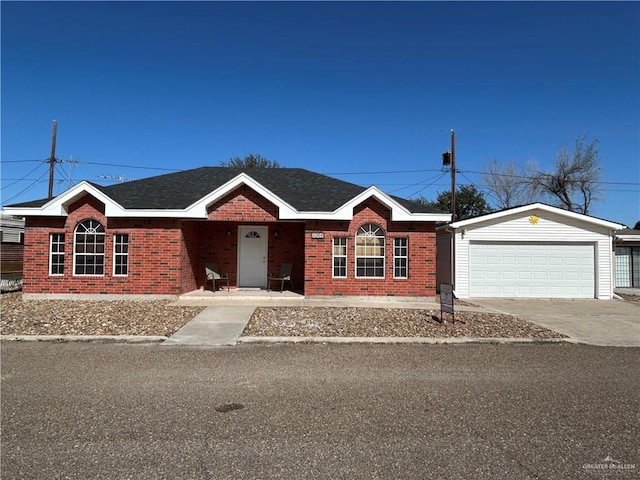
left=414, top=185, right=492, bottom=221
left=219, top=153, right=281, bottom=168
left=633, top=221, right=640, bottom=230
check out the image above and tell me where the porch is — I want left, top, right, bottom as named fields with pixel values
left=181, top=220, right=306, bottom=294
left=178, top=287, right=306, bottom=306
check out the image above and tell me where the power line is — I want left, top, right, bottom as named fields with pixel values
left=326, top=168, right=444, bottom=176
left=2, top=159, right=638, bottom=186
left=2, top=169, right=50, bottom=204
left=80, top=161, right=180, bottom=171
left=387, top=171, right=449, bottom=194
left=407, top=172, right=449, bottom=198
left=2, top=162, right=47, bottom=190
left=1, top=159, right=45, bottom=163
left=461, top=168, right=640, bottom=186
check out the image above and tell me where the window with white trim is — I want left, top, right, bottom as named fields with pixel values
left=394, top=238, right=408, bottom=278
left=113, top=233, right=129, bottom=276
left=74, top=219, right=105, bottom=275
left=49, top=233, right=65, bottom=275
left=355, top=223, right=385, bottom=278
left=333, top=237, right=347, bottom=278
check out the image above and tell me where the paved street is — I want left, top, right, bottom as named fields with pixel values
left=2, top=343, right=638, bottom=479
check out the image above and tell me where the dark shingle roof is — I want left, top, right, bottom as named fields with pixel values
left=7, top=167, right=445, bottom=214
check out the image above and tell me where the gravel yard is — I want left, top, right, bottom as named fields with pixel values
left=5, top=291, right=637, bottom=339
left=244, top=306, right=568, bottom=338
left=0, top=293, right=205, bottom=336
left=618, top=293, right=640, bottom=303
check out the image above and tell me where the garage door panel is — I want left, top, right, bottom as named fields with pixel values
left=469, top=243, right=594, bottom=298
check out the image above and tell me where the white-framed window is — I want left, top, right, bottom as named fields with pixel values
left=49, top=233, right=65, bottom=275
left=74, top=219, right=105, bottom=276
left=355, top=223, right=385, bottom=278
left=113, top=233, right=129, bottom=276
left=394, top=238, right=408, bottom=278
left=333, top=237, right=347, bottom=278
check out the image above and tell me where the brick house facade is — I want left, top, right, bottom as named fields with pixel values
left=7, top=167, right=449, bottom=298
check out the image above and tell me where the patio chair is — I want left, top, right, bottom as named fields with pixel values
left=268, top=263, right=293, bottom=292
left=205, top=263, right=230, bottom=291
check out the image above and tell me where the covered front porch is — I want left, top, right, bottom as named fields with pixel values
left=181, top=220, right=306, bottom=294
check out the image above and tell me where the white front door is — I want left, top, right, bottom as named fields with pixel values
left=238, top=226, right=268, bottom=288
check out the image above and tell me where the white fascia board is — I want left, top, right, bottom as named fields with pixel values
left=184, top=173, right=298, bottom=218
left=4, top=175, right=449, bottom=223
left=3, top=182, right=127, bottom=217
left=449, top=203, right=624, bottom=230
left=330, top=186, right=451, bottom=223
left=616, top=234, right=640, bottom=242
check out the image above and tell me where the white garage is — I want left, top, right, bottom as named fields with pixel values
left=436, top=203, right=624, bottom=299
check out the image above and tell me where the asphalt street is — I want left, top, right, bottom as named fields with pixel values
left=1, top=343, right=638, bottom=479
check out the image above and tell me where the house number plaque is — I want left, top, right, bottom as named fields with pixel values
left=311, top=232, right=324, bottom=239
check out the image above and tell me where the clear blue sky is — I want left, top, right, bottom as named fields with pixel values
left=2, top=1, right=639, bottom=227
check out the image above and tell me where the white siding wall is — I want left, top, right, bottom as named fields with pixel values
left=0, top=216, right=25, bottom=243
left=454, top=210, right=616, bottom=299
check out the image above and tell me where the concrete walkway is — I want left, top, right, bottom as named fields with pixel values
left=164, top=291, right=640, bottom=347
left=163, top=305, right=257, bottom=346
left=163, top=295, right=486, bottom=346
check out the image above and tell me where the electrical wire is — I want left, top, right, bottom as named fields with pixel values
left=2, top=162, right=47, bottom=189
left=2, top=159, right=638, bottom=186
left=2, top=168, right=50, bottom=204
left=407, top=172, right=449, bottom=198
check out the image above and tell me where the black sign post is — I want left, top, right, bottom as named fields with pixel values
left=440, top=283, right=455, bottom=324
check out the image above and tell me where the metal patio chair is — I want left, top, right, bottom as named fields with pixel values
left=205, top=263, right=230, bottom=291
left=268, top=263, right=293, bottom=292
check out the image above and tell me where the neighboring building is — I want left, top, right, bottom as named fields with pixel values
left=436, top=203, right=624, bottom=299
left=614, top=229, right=640, bottom=288
left=0, top=213, right=25, bottom=291
left=0, top=213, right=25, bottom=244
left=4, top=167, right=450, bottom=298
left=0, top=213, right=25, bottom=267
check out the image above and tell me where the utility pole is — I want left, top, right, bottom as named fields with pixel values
left=441, top=129, right=457, bottom=222
left=450, top=129, right=456, bottom=222
left=47, top=120, right=58, bottom=199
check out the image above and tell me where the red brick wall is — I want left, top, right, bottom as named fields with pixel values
left=23, top=196, right=184, bottom=295
left=21, top=192, right=436, bottom=297
left=304, top=199, right=437, bottom=297
left=208, top=187, right=278, bottom=222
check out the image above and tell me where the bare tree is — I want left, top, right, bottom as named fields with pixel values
left=481, top=159, right=537, bottom=209
left=530, top=136, right=601, bottom=214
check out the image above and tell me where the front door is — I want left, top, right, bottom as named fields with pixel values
left=238, top=226, right=268, bottom=288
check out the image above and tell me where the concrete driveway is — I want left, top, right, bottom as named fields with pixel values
left=469, top=298, right=640, bottom=347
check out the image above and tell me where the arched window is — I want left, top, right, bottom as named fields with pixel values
left=355, top=223, right=385, bottom=277
left=74, top=219, right=105, bottom=275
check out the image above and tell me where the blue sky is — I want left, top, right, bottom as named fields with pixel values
left=2, top=1, right=639, bottom=227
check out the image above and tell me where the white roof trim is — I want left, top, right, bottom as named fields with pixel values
left=4, top=175, right=451, bottom=222
left=4, top=181, right=128, bottom=217
left=330, top=185, right=450, bottom=222
left=448, top=203, right=624, bottom=230
left=183, top=173, right=299, bottom=218
left=616, top=232, right=640, bottom=242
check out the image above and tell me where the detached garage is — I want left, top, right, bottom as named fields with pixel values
left=436, top=203, right=624, bottom=299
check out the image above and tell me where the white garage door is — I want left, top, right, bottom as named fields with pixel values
left=469, top=242, right=595, bottom=298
